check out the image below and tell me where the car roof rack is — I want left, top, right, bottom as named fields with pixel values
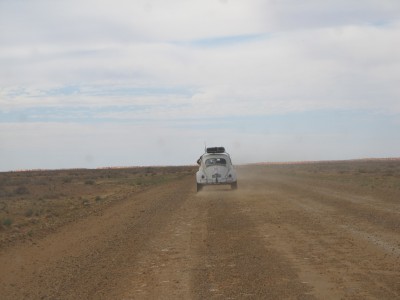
left=206, top=147, right=225, bottom=154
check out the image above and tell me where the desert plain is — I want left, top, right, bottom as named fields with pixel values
left=0, top=160, right=399, bottom=299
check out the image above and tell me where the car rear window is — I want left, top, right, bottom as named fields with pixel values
left=205, top=158, right=227, bottom=167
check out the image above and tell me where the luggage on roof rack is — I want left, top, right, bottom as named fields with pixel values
left=206, top=147, right=225, bottom=154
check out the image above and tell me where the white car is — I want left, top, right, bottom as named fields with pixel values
left=196, top=147, right=238, bottom=192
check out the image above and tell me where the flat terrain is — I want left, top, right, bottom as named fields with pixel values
left=0, top=161, right=399, bottom=299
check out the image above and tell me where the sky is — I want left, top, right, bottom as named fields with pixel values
left=1, top=0, right=400, bottom=171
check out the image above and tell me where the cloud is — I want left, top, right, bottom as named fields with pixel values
left=1, top=1, right=400, bottom=169
left=2, top=19, right=400, bottom=117
left=0, top=0, right=266, bottom=46
left=265, top=0, right=400, bottom=29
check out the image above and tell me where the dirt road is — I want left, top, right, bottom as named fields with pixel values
left=0, top=164, right=399, bottom=299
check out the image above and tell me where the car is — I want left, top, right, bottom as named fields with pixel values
left=196, top=147, right=238, bottom=192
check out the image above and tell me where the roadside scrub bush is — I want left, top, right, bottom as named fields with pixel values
left=24, top=209, right=34, bottom=217
left=63, top=177, right=73, bottom=183
left=2, top=218, right=13, bottom=227
left=14, top=186, right=30, bottom=195
left=0, top=201, right=7, bottom=212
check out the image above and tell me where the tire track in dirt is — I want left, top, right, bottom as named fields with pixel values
left=234, top=171, right=400, bottom=299
left=192, top=188, right=314, bottom=299
left=255, top=175, right=400, bottom=233
left=119, top=180, right=205, bottom=299
left=260, top=176, right=400, bottom=257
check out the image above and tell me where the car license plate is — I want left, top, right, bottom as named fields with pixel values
left=212, top=174, right=221, bottom=178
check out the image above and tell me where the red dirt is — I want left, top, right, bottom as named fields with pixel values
left=0, top=162, right=399, bottom=299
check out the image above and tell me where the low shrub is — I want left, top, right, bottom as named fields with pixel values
left=2, top=218, right=13, bottom=227
left=14, top=186, right=30, bottom=195
left=63, top=177, right=73, bottom=183
left=25, top=209, right=34, bottom=217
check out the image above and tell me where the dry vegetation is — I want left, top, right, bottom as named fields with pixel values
left=0, top=166, right=196, bottom=248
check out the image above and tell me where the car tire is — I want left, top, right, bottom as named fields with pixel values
left=197, top=183, right=203, bottom=192
left=231, top=182, right=238, bottom=190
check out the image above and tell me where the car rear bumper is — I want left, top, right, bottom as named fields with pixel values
left=198, top=178, right=236, bottom=185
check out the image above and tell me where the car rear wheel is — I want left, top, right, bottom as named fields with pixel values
left=196, top=183, right=203, bottom=192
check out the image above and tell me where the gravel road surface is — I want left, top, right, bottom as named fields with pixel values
left=0, top=166, right=399, bottom=299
